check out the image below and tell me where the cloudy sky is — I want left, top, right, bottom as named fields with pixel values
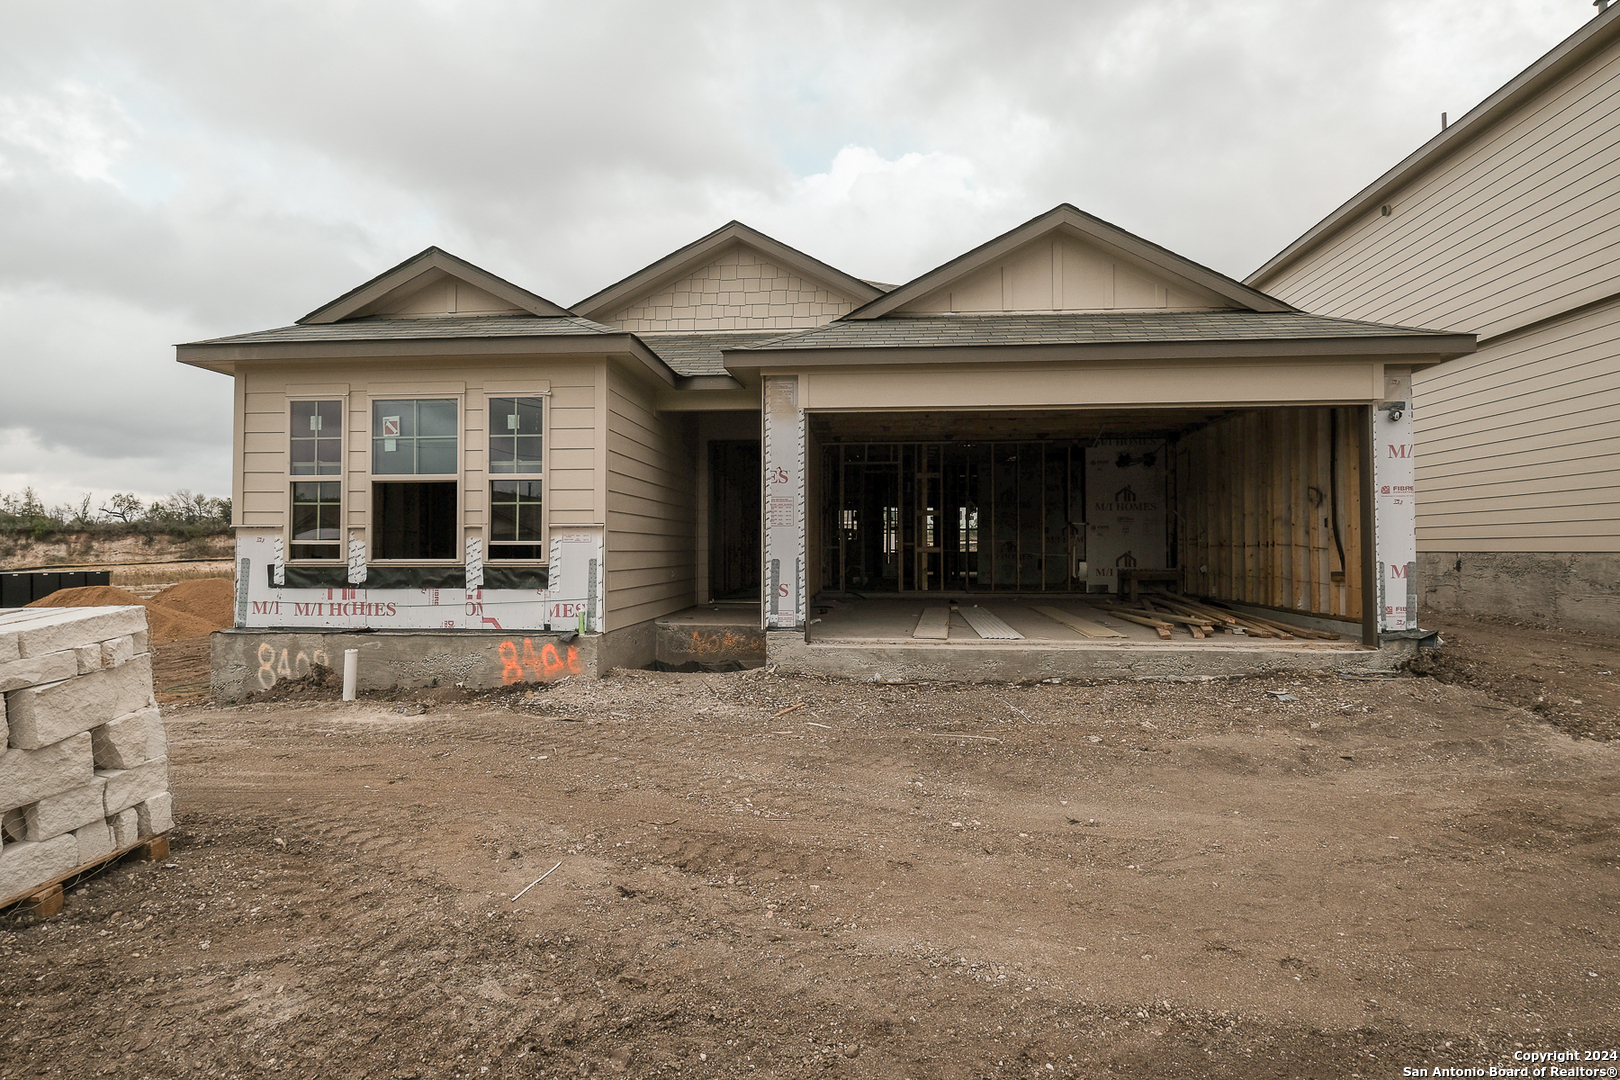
left=0, top=0, right=1592, bottom=513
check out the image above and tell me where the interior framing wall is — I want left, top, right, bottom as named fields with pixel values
left=1176, top=406, right=1365, bottom=622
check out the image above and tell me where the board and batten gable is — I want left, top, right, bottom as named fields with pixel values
left=895, top=234, right=1233, bottom=314
left=604, top=361, right=699, bottom=628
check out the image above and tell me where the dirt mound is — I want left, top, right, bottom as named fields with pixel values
left=27, top=584, right=223, bottom=644
left=24, top=584, right=146, bottom=608
left=151, top=577, right=235, bottom=627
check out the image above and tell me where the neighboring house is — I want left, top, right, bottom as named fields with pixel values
left=179, top=205, right=1471, bottom=692
left=1248, top=5, right=1620, bottom=633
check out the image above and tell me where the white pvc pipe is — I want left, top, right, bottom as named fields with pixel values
left=342, top=648, right=358, bottom=701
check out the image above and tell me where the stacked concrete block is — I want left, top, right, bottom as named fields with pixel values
left=0, top=606, right=170, bottom=904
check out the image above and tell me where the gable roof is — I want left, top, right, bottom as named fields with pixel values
left=298, top=246, right=574, bottom=324
left=572, top=220, right=886, bottom=323
left=848, top=204, right=1294, bottom=319
left=1248, top=3, right=1620, bottom=288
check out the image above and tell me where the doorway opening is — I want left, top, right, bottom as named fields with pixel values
left=709, top=439, right=761, bottom=601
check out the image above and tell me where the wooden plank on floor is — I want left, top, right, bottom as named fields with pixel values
left=1031, top=604, right=1125, bottom=639
left=913, top=606, right=951, bottom=640
left=958, top=605, right=1023, bottom=640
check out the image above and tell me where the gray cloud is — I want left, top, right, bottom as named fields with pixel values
left=0, top=0, right=1591, bottom=506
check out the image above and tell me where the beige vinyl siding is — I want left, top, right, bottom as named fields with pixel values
left=232, top=358, right=604, bottom=543
left=604, top=367, right=697, bottom=628
left=1259, top=44, right=1620, bottom=340
left=240, top=377, right=292, bottom=527
left=1413, top=299, right=1620, bottom=552
left=544, top=377, right=601, bottom=526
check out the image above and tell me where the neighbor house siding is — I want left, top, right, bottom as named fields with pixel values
left=1414, top=297, right=1620, bottom=552
left=1258, top=43, right=1620, bottom=340
left=604, top=366, right=697, bottom=628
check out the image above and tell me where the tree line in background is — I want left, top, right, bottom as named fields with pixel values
left=0, top=487, right=232, bottom=541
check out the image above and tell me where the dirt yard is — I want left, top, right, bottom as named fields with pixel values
left=3, top=612, right=1617, bottom=1079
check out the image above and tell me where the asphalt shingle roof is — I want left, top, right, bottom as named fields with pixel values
left=634, top=331, right=790, bottom=376
left=187, top=315, right=621, bottom=346
left=734, top=311, right=1461, bottom=352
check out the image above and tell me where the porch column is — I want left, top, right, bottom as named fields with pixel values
left=1372, top=367, right=1418, bottom=633
left=761, top=375, right=805, bottom=630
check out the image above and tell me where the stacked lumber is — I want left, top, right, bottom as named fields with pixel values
left=1094, top=592, right=1341, bottom=641
left=0, top=606, right=170, bottom=909
left=1147, top=592, right=1340, bottom=640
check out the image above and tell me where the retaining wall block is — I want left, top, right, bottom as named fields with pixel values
left=73, top=819, right=114, bottom=864
left=0, top=650, right=78, bottom=695
left=4, top=654, right=155, bottom=749
left=0, top=833, right=78, bottom=902
left=24, top=776, right=108, bottom=841
left=100, top=635, right=136, bottom=669
left=73, top=644, right=103, bottom=675
left=91, top=706, right=164, bottom=771
left=0, top=627, right=18, bottom=664
left=100, top=757, right=169, bottom=816
left=1, top=607, right=148, bottom=661
left=109, top=807, right=139, bottom=849
left=0, top=732, right=93, bottom=811
left=136, top=793, right=173, bottom=838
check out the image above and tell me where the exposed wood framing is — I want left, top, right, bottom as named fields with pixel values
left=1175, top=406, right=1363, bottom=621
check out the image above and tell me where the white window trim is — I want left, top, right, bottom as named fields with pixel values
left=365, top=393, right=465, bottom=565
left=483, top=390, right=549, bottom=565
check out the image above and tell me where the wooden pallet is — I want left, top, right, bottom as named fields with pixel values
left=0, top=833, right=170, bottom=917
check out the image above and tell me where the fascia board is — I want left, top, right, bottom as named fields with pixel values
left=847, top=205, right=1293, bottom=319
left=720, top=334, right=1476, bottom=371
left=1248, top=4, right=1620, bottom=287
left=176, top=333, right=679, bottom=386
left=299, top=248, right=573, bottom=324
left=573, top=222, right=883, bottom=321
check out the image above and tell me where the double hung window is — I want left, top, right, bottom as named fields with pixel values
left=487, top=396, right=545, bottom=561
left=289, top=401, right=342, bottom=561
left=372, top=399, right=459, bottom=560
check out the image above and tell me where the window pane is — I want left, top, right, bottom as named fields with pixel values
left=315, top=437, right=342, bottom=474
left=417, top=437, right=457, bottom=474
left=419, top=399, right=458, bottom=437
left=290, top=439, right=316, bottom=474
left=514, top=435, right=543, bottom=472
left=489, top=435, right=516, bottom=473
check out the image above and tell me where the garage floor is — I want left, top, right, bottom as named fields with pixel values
left=805, top=595, right=1358, bottom=649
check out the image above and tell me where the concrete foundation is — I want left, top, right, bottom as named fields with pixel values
left=213, top=626, right=614, bottom=702
left=1420, top=551, right=1620, bottom=634
left=769, top=634, right=1414, bottom=682
left=654, top=606, right=765, bottom=669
